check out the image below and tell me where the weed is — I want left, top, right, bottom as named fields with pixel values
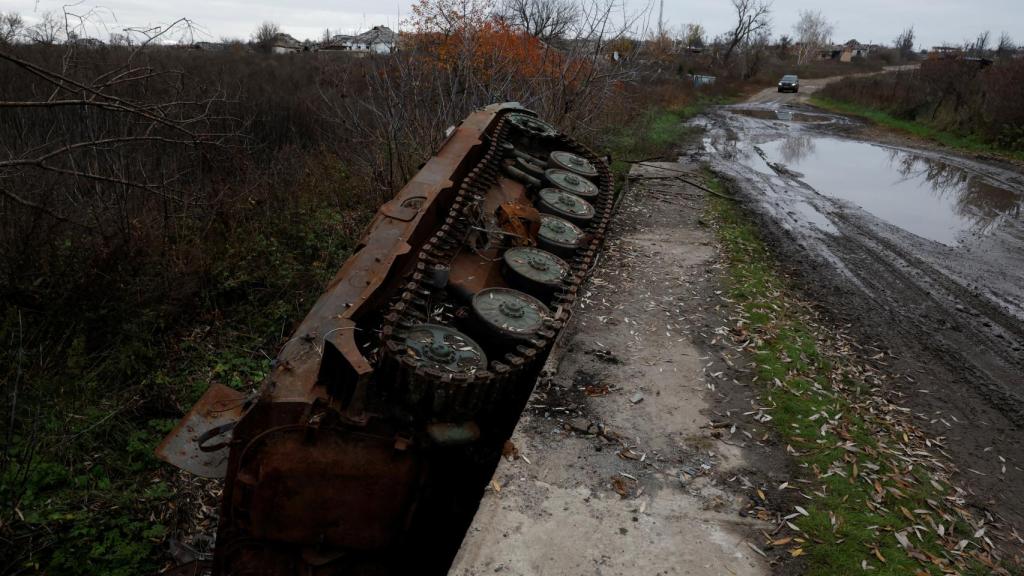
left=603, top=97, right=733, bottom=176
left=810, top=96, right=1024, bottom=162
left=0, top=198, right=365, bottom=574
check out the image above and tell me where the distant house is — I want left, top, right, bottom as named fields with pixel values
left=271, top=33, right=303, bottom=54
left=321, top=26, right=397, bottom=54
left=839, top=39, right=870, bottom=61
left=818, top=40, right=871, bottom=62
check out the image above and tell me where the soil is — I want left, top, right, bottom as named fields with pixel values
left=695, top=97, right=1024, bottom=531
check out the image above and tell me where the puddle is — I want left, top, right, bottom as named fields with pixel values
left=729, top=108, right=831, bottom=124
left=745, top=136, right=1023, bottom=245
left=791, top=201, right=837, bottom=233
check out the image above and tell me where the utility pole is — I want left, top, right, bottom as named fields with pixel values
left=658, top=0, right=664, bottom=37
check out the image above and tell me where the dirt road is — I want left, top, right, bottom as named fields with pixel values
left=696, top=95, right=1024, bottom=527
left=746, top=65, right=920, bottom=106
left=745, top=75, right=834, bottom=106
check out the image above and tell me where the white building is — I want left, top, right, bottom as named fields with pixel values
left=322, top=26, right=397, bottom=54
left=271, top=33, right=303, bottom=54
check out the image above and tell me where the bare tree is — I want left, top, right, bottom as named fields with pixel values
left=776, top=34, right=791, bottom=58
left=26, top=11, right=64, bottom=45
left=0, top=11, right=24, bottom=45
left=682, top=22, right=706, bottom=49
left=793, top=9, right=833, bottom=65
left=968, top=30, right=990, bottom=57
left=722, top=0, right=772, bottom=64
left=499, top=0, right=576, bottom=42
left=0, top=16, right=238, bottom=220
left=253, top=21, right=280, bottom=53
left=996, top=32, right=1016, bottom=59
left=894, top=26, right=915, bottom=61
left=742, top=29, right=771, bottom=79
left=409, top=0, right=495, bottom=37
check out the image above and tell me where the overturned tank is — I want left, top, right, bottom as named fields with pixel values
left=157, top=102, right=613, bottom=575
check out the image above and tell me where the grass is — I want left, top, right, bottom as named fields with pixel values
left=703, top=171, right=1014, bottom=575
left=603, top=96, right=733, bottom=176
left=810, top=96, right=1024, bottom=162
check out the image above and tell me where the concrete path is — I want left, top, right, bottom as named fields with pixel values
left=448, top=161, right=770, bottom=576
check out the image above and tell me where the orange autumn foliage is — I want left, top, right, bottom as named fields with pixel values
left=406, top=0, right=591, bottom=90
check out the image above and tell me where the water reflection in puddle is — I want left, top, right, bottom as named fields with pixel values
left=747, top=137, right=1022, bottom=245
left=729, top=108, right=831, bottom=124
left=791, top=200, right=837, bottom=233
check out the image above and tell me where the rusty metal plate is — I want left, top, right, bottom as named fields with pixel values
left=155, top=384, right=247, bottom=478
left=237, top=427, right=420, bottom=551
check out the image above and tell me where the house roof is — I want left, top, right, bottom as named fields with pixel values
left=272, top=33, right=302, bottom=48
left=322, top=26, right=397, bottom=50
left=354, top=25, right=397, bottom=45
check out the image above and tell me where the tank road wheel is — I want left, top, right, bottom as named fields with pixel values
left=506, top=113, right=560, bottom=138
left=472, top=287, right=550, bottom=339
left=548, top=151, right=599, bottom=179
left=404, top=324, right=488, bottom=375
left=537, top=188, right=595, bottom=226
left=545, top=168, right=599, bottom=199
left=503, top=246, right=569, bottom=299
left=537, top=214, right=584, bottom=257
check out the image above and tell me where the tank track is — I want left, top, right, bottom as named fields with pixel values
left=375, top=112, right=614, bottom=423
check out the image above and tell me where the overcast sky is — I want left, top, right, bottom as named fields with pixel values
left=2, top=0, right=1021, bottom=49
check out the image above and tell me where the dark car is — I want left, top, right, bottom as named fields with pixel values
left=778, top=75, right=799, bottom=93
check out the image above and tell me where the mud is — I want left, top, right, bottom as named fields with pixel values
left=695, top=101, right=1024, bottom=528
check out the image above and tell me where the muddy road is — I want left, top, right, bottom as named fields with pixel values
left=695, top=100, right=1024, bottom=527
left=744, top=65, right=918, bottom=107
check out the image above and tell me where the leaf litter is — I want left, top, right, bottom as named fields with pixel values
left=708, top=192, right=1024, bottom=574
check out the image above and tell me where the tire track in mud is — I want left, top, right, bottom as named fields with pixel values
left=827, top=212, right=1019, bottom=393
left=723, top=174, right=1024, bottom=529
left=695, top=104, right=1024, bottom=528
left=823, top=211, right=1024, bottom=420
